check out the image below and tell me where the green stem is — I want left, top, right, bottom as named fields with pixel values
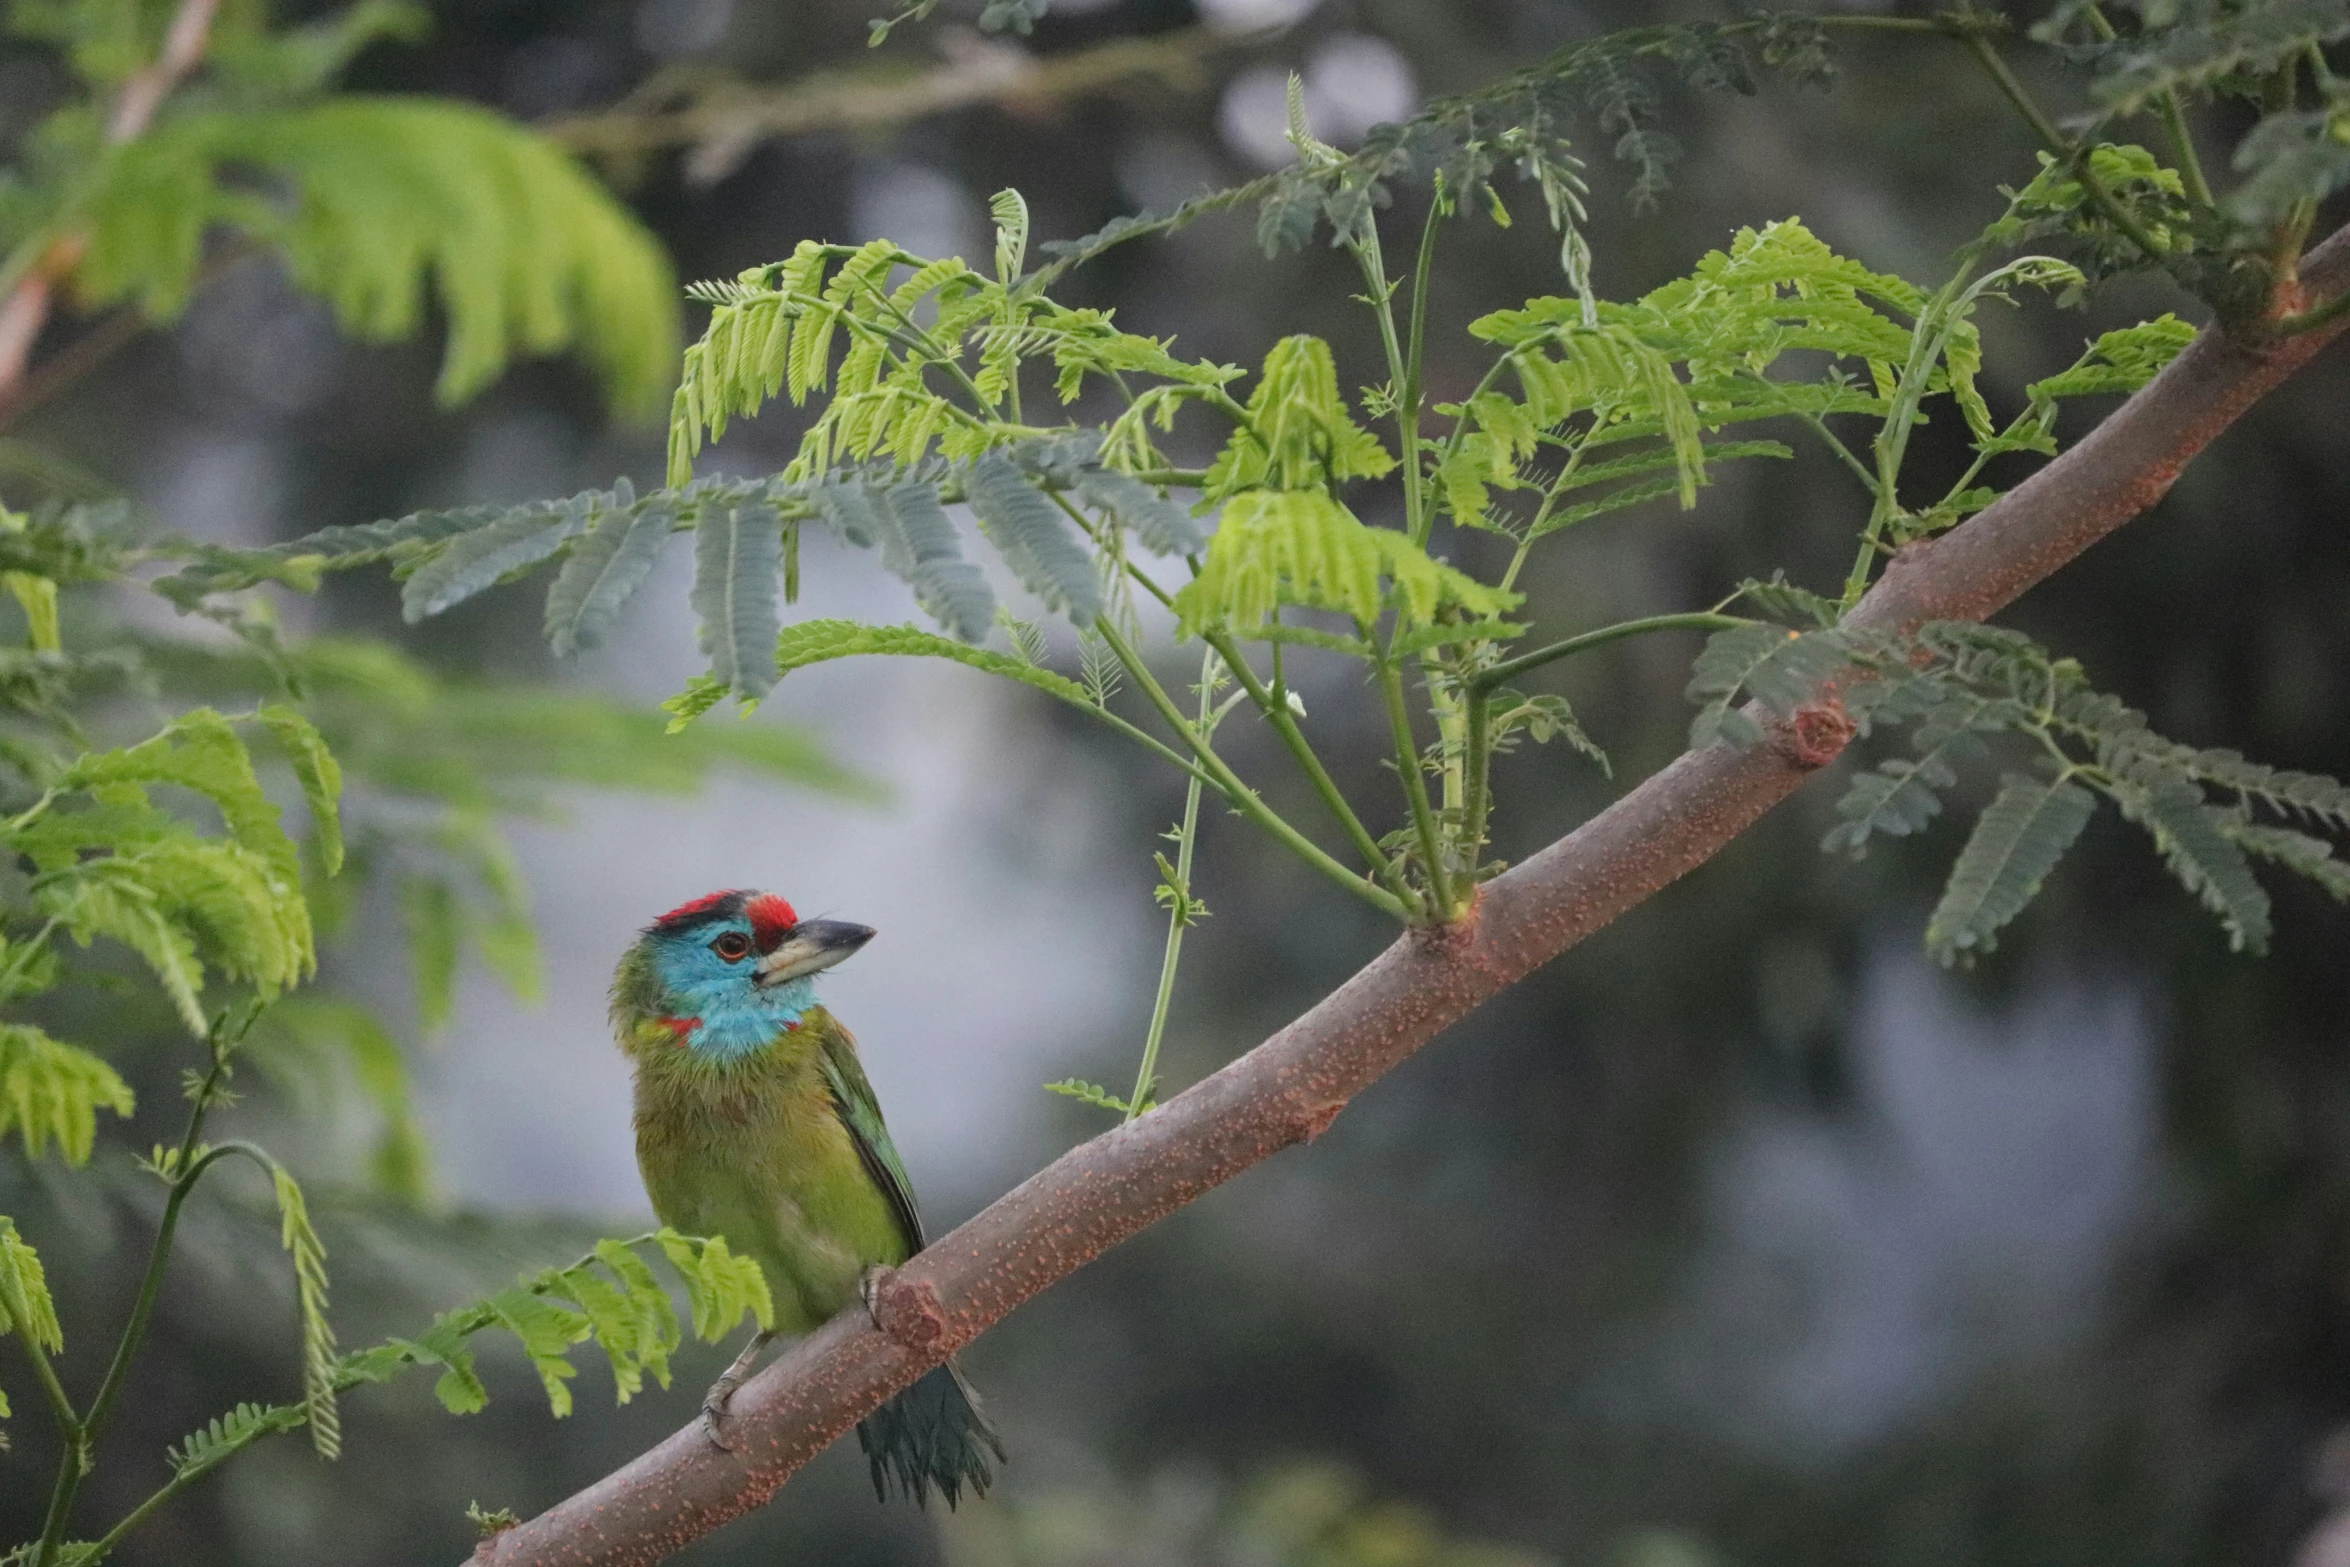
left=1797, top=411, right=1883, bottom=497
left=34, top=1034, right=240, bottom=1567
left=2154, top=95, right=2214, bottom=209
left=1370, top=638, right=1451, bottom=920
left=1125, top=647, right=1217, bottom=1122
left=1460, top=683, right=1495, bottom=887
left=1400, top=199, right=1444, bottom=548
left=2080, top=2, right=2215, bottom=209
left=1091, top=619, right=1410, bottom=920
left=1200, top=629, right=1407, bottom=899
left=1350, top=239, right=1425, bottom=548
left=2272, top=285, right=2350, bottom=336
left=1963, top=34, right=2173, bottom=267
left=8, top=1308, right=78, bottom=1446
left=1471, top=612, right=1753, bottom=695
left=1102, top=535, right=1392, bottom=896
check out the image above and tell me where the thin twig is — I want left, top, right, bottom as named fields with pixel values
left=546, top=26, right=1265, bottom=184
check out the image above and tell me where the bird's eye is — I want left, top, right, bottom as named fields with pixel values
left=710, top=932, right=752, bottom=962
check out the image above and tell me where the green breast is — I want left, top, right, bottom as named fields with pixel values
left=628, top=1010, right=913, bottom=1333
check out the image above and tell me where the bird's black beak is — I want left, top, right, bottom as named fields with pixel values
left=755, top=919, right=875, bottom=986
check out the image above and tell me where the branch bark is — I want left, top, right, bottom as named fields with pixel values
left=472, top=223, right=2350, bottom=1567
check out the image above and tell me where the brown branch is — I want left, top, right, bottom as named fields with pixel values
left=544, top=25, right=1261, bottom=185
left=471, top=222, right=2350, bottom=1567
left=0, top=0, right=223, bottom=398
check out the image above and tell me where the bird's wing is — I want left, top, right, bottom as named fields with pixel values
left=811, top=1011, right=927, bottom=1255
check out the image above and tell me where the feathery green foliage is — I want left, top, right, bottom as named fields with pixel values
left=69, top=98, right=679, bottom=413
left=0, top=1024, right=134, bottom=1165
left=266, top=1162, right=341, bottom=1457
left=776, top=619, right=1091, bottom=706
left=338, top=1229, right=772, bottom=1418
left=1925, top=776, right=2098, bottom=962
left=1690, top=618, right=2350, bottom=960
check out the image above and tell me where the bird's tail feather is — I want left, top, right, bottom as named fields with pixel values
left=857, top=1358, right=1005, bottom=1508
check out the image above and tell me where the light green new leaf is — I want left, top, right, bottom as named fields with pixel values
left=0, top=1216, right=63, bottom=1354
left=1925, top=774, right=2095, bottom=963
left=1173, top=490, right=1520, bottom=637
left=168, top=1403, right=309, bottom=1480
left=1203, top=336, right=1396, bottom=499
left=0, top=1024, right=134, bottom=1165
left=259, top=705, right=345, bottom=878
left=38, top=865, right=208, bottom=1033
left=78, top=98, right=679, bottom=414
left=654, top=1229, right=774, bottom=1340
left=486, top=1289, right=594, bottom=1417
left=269, top=1163, right=342, bottom=1458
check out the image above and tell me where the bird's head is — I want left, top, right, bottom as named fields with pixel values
left=621, top=889, right=875, bottom=1061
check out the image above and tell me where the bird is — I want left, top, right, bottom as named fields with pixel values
left=609, top=887, right=1004, bottom=1507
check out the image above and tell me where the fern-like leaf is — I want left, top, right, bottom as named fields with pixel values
left=776, top=619, right=1091, bottom=705
left=168, top=1402, right=309, bottom=1479
left=869, top=481, right=994, bottom=642
left=964, top=450, right=1102, bottom=625
left=79, top=98, right=679, bottom=413
left=0, top=1216, right=63, bottom=1355
left=2226, top=822, right=2350, bottom=903
left=268, top=1163, right=341, bottom=1458
left=1925, top=774, right=2095, bottom=963
left=690, top=502, right=784, bottom=703
left=258, top=705, right=345, bottom=878
left=0, top=1024, right=135, bottom=1166
left=652, top=1229, right=774, bottom=1341
left=401, top=499, right=585, bottom=623
left=1173, top=490, right=1518, bottom=637
left=543, top=487, right=674, bottom=655
left=2114, top=778, right=2274, bottom=954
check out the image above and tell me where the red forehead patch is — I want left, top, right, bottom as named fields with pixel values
left=746, top=894, right=798, bottom=947
left=655, top=889, right=742, bottom=927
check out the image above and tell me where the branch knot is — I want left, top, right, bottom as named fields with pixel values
left=864, top=1267, right=949, bottom=1356
left=1775, top=696, right=1855, bottom=770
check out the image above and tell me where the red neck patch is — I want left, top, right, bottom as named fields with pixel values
left=746, top=894, right=798, bottom=949
left=657, top=1015, right=701, bottom=1046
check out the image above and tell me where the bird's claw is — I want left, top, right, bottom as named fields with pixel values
left=696, top=1328, right=772, bottom=1453
left=858, top=1265, right=892, bottom=1333
left=699, top=1377, right=741, bottom=1452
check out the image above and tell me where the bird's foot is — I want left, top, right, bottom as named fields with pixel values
left=697, top=1330, right=774, bottom=1453
left=858, top=1265, right=893, bottom=1332
left=699, top=1378, right=743, bottom=1452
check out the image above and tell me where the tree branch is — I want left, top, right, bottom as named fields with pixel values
left=471, top=221, right=2350, bottom=1567
left=544, top=26, right=1263, bottom=186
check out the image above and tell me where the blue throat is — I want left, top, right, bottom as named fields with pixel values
left=654, top=953, right=819, bottom=1062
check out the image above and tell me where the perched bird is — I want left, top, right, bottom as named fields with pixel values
left=610, top=888, right=1003, bottom=1506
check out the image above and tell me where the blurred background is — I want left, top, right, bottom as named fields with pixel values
left=3, top=1, right=2349, bottom=1564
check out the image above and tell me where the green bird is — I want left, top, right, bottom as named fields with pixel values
left=610, top=887, right=1003, bottom=1506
